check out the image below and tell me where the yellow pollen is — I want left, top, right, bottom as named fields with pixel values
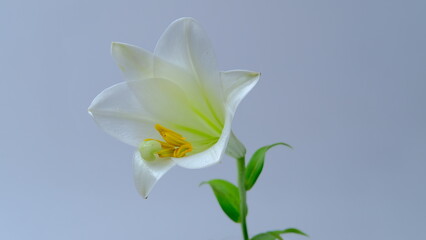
left=145, top=124, right=193, bottom=158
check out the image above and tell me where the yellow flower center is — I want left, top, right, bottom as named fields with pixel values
left=141, top=124, right=193, bottom=160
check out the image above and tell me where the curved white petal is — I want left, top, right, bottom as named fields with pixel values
left=173, top=71, right=259, bottom=169
left=133, top=151, right=175, bottom=198
left=154, top=18, right=220, bottom=92
left=221, top=70, right=260, bottom=113
left=125, top=78, right=221, bottom=138
left=112, top=42, right=195, bottom=85
left=173, top=110, right=233, bottom=169
left=88, top=82, right=158, bottom=147
left=111, top=42, right=155, bottom=81
left=154, top=18, right=225, bottom=124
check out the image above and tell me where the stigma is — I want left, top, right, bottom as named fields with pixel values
left=139, top=124, right=193, bottom=160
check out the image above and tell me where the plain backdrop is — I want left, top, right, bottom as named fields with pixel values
left=1, top=0, right=425, bottom=239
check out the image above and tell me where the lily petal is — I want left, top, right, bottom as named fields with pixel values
left=133, top=151, right=175, bottom=198
left=88, top=82, right=159, bottom=147
left=112, top=42, right=195, bottom=84
left=167, top=71, right=259, bottom=169
left=221, top=70, right=260, bottom=113
left=125, top=78, right=221, bottom=139
left=154, top=17, right=224, bottom=126
left=111, top=42, right=155, bottom=81
left=173, top=111, right=232, bottom=169
left=154, top=18, right=220, bottom=93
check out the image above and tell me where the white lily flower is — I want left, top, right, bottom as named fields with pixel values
left=88, top=17, right=260, bottom=198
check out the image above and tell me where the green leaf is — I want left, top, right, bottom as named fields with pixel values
left=251, top=233, right=279, bottom=240
left=279, top=228, right=309, bottom=236
left=201, top=179, right=241, bottom=222
left=251, top=228, right=308, bottom=240
left=245, top=142, right=292, bottom=190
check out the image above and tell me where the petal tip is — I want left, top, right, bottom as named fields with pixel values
left=140, top=190, right=150, bottom=199
left=174, top=17, right=196, bottom=23
left=87, top=90, right=104, bottom=116
left=110, top=42, right=117, bottom=54
left=111, top=42, right=124, bottom=55
left=111, top=42, right=135, bottom=55
left=87, top=101, right=96, bottom=116
left=168, top=17, right=199, bottom=31
left=249, top=72, right=261, bottom=78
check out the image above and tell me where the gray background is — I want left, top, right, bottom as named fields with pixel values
left=1, top=0, right=425, bottom=239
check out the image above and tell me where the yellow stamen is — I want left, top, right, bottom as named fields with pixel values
left=157, top=148, right=176, bottom=158
left=174, top=143, right=192, bottom=158
left=143, top=124, right=193, bottom=159
left=155, top=124, right=188, bottom=146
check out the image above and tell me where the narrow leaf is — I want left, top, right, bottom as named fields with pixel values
left=201, top=179, right=241, bottom=222
left=251, top=233, right=279, bottom=240
left=245, top=142, right=292, bottom=190
left=251, top=228, right=308, bottom=240
left=279, top=228, right=309, bottom=237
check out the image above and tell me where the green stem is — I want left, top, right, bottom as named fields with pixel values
left=237, top=157, right=249, bottom=240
